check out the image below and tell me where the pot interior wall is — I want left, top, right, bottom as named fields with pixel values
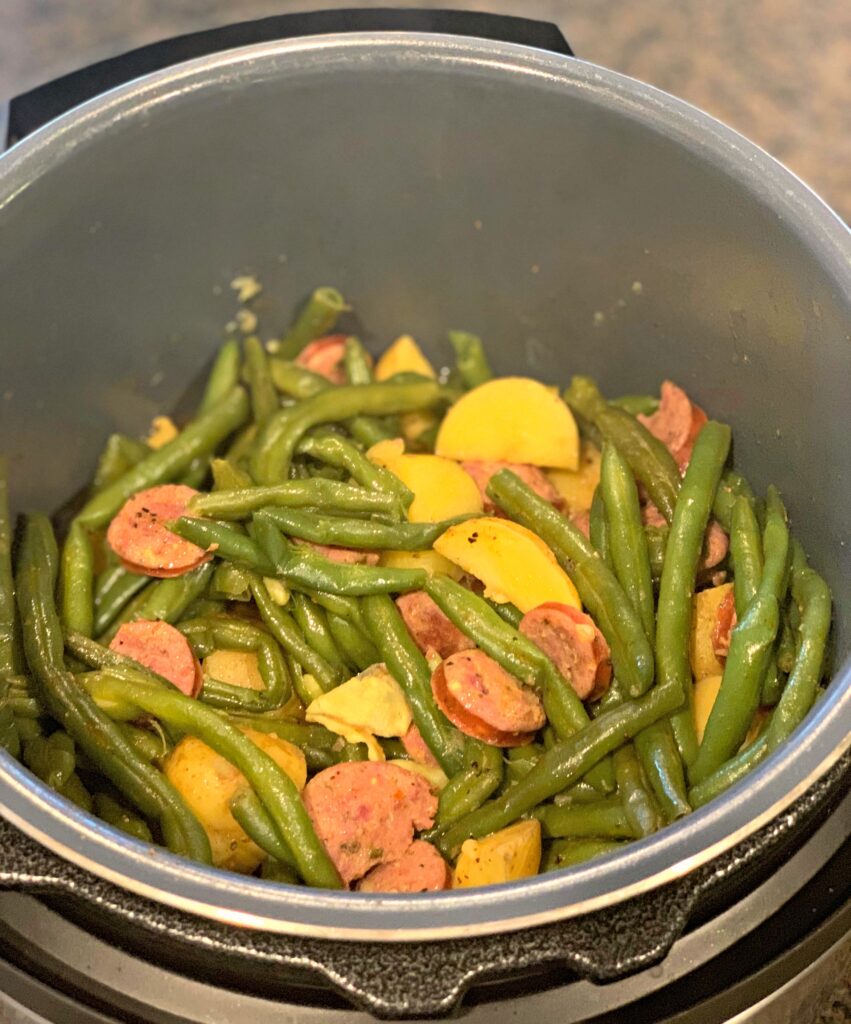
left=1, top=40, right=848, bottom=667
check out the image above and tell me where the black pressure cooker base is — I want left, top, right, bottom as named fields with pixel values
left=1, top=755, right=848, bottom=1019
left=1, top=784, right=848, bottom=1023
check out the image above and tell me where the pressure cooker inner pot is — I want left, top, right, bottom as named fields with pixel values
left=0, top=36, right=848, bottom=936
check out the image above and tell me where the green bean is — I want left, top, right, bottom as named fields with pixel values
left=504, top=743, right=543, bottom=786
left=302, top=590, right=369, bottom=635
left=242, top=335, right=279, bottom=427
left=178, top=617, right=292, bottom=714
left=289, top=593, right=349, bottom=681
left=229, top=788, right=298, bottom=869
left=188, top=480, right=401, bottom=521
left=645, top=524, right=668, bottom=582
left=211, top=457, right=253, bottom=491
left=248, top=577, right=340, bottom=693
left=326, top=612, right=380, bottom=672
left=197, top=339, right=241, bottom=417
left=297, top=432, right=413, bottom=508
left=634, top=721, right=691, bottom=821
left=224, top=423, right=257, bottom=466
left=277, top=286, right=349, bottom=359
left=251, top=380, right=444, bottom=484
left=229, top=715, right=344, bottom=762
left=542, top=838, right=627, bottom=872
left=4, top=674, right=42, bottom=719
left=91, top=434, right=149, bottom=494
left=588, top=489, right=612, bottom=565
left=437, top=678, right=681, bottom=858
left=610, top=395, right=659, bottom=417
left=0, top=688, right=20, bottom=757
left=436, top=742, right=503, bottom=827
left=14, top=716, right=44, bottom=742
left=59, top=520, right=94, bottom=638
left=690, top=490, right=787, bottom=785
left=93, top=792, right=154, bottom=844
left=776, top=607, right=797, bottom=674
left=342, top=337, right=372, bottom=385
left=534, top=797, right=635, bottom=839
left=209, top=562, right=252, bottom=601
left=712, top=470, right=756, bottom=533
left=448, top=330, right=492, bottom=389
left=77, top=386, right=250, bottom=529
left=93, top=566, right=148, bottom=635
left=0, top=458, right=22, bottom=677
left=600, top=444, right=656, bottom=644
left=729, top=497, right=763, bottom=616
left=169, top=519, right=274, bottom=577
left=485, top=598, right=523, bottom=629
left=553, top=780, right=602, bottom=805
left=257, top=507, right=471, bottom=551
left=269, top=360, right=328, bottom=399
left=488, top=470, right=655, bottom=699
left=284, top=654, right=323, bottom=707
left=15, top=516, right=211, bottom=862
left=612, top=743, right=660, bottom=837
left=423, top=575, right=614, bottom=793
left=655, top=421, right=731, bottom=768
left=361, top=594, right=464, bottom=776
left=60, top=772, right=93, bottom=813
left=82, top=670, right=341, bottom=887
left=118, top=722, right=171, bottom=763
left=254, top=515, right=426, bottom=596
left=261, top=858, right=302, bottom=885
left=564, top=376, right=680, bottom=522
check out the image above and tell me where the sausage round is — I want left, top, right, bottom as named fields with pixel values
left=461, top=461, right=563, bottom=515
left=638, top=380, right=707, bottom=471
left=400, top=722, right=440, bottom=768
left=302, top=761, right=437, bottom=886
left=519, top=602, right=612, bottom=701
left=356, top=840, right=450, bottom=893
left=294, top=335, right=350, bottom=384
left=106, top=484, right=210, bottom=578
left=396, top=591, right=475, bottom=660
left=711, top=587, right=737, bottom=660
left=110, top=619, right=202, bottom=697
left=296, top=539, right=380, bottom=566
left=431, top=649, right=545, bottom=747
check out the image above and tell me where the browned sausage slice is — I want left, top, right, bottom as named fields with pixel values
left=110, top=620, right=202, bottom=697
left=302, top=762, right=437, bottom=886
left=395, top=591, right=475, bottom=660
left=699, top=520, right=729, bottom=571
left=400, top=722, right=440, bottom=768
left=519, top=602, right=612, bottom=701
left=106, top=484, right=210, bottom=578
left=638, top=381, right=707, bottom=470
left=296, top=539, right=380, bottom=566
left=294, top=335, right=350, bottom=384
left=356, top=840, right=450, bottom=893
left=711, top=587, right=737, bottom=660
left=431, top=650, right=545, bottom=747
left=461, top=461, right=564, bottom=514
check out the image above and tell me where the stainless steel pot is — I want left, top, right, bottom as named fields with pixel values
left=0, top=7, right=848, bottom=1004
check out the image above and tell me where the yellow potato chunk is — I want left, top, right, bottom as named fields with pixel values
left=305, top=664, right=412, bottom=761
left=434, top=516, right=581, bottom=613
left=435, top=377, right=579, bottom=469
left=203, top=649, right=265, bottom=691
left=547, top=441, right=602, bottom=514
left=453, top=819, right=541, bottom=888
left=690, top=583, right=734, bottom=681
left=146, top=415, right=178, bottom=450
left=375, top=335, right=436, bottom=381
left=368, top=446, right=482, bottom=523
left=379, top=548, right=462, bottom=580
left=693, top=674, right=723, bottom=743
left=164, top=729, right=307, bottom=872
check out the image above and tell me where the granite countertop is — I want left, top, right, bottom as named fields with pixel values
left=0, top=2, right=848, bottom=1021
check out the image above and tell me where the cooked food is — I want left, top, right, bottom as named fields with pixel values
left=0, top=285, right=831, bottom=893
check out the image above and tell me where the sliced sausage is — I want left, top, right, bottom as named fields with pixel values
left=356, top=840, right=450, bottom=893
left=711, top=587, right=737, bottom=660
left=110, top=620, right=202, bottom=697
left=641, top=501, right=668, bottom=530
left=302, top=761, right=437, bottom=886
left=431, top=650, right=545, bottom=747
left=396, top=591, right=475, bottom=660
left=638, top=381, right=707, bottom=471
left=106, top=484, right=210, bottom=578
left=461, top=461, right=564, bottom=515
left=294, top=335, right=350, bottom=384
left=699, top=520, right=729, bottom=571
left=400, top=722, right=440, bottom=768
left=296, top=539, right=380, bottom=566
left=519, top=602, right=612, bottom=701
left=569, top=508, right=591, bottom=539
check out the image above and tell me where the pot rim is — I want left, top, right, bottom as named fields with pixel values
left=0, top=31, right=849, bottom=942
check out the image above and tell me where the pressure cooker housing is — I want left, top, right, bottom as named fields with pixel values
left=0, top=12, right=848, bottom=1017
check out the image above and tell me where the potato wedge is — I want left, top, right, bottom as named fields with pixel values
left=379, top=548, right=462, bottom=579
left=690, top=583, right=734, bottom=680
left=375, top=334, right=436, bottom=381
left=693, top=674, right=722, bottom=743
left=453, top=819, right=541, bottom=888
left=434, top=516, right=581, bottom=613
left=203, top=649, right=265, bottom=691
left=547, top=441, right=602, bottom=514
left=436, top=377, right=579, bottom=469
left=368, top=445, right=482, bottom=523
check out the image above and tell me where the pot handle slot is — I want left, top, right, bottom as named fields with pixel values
left=4, top=10, right=572, bottom=148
